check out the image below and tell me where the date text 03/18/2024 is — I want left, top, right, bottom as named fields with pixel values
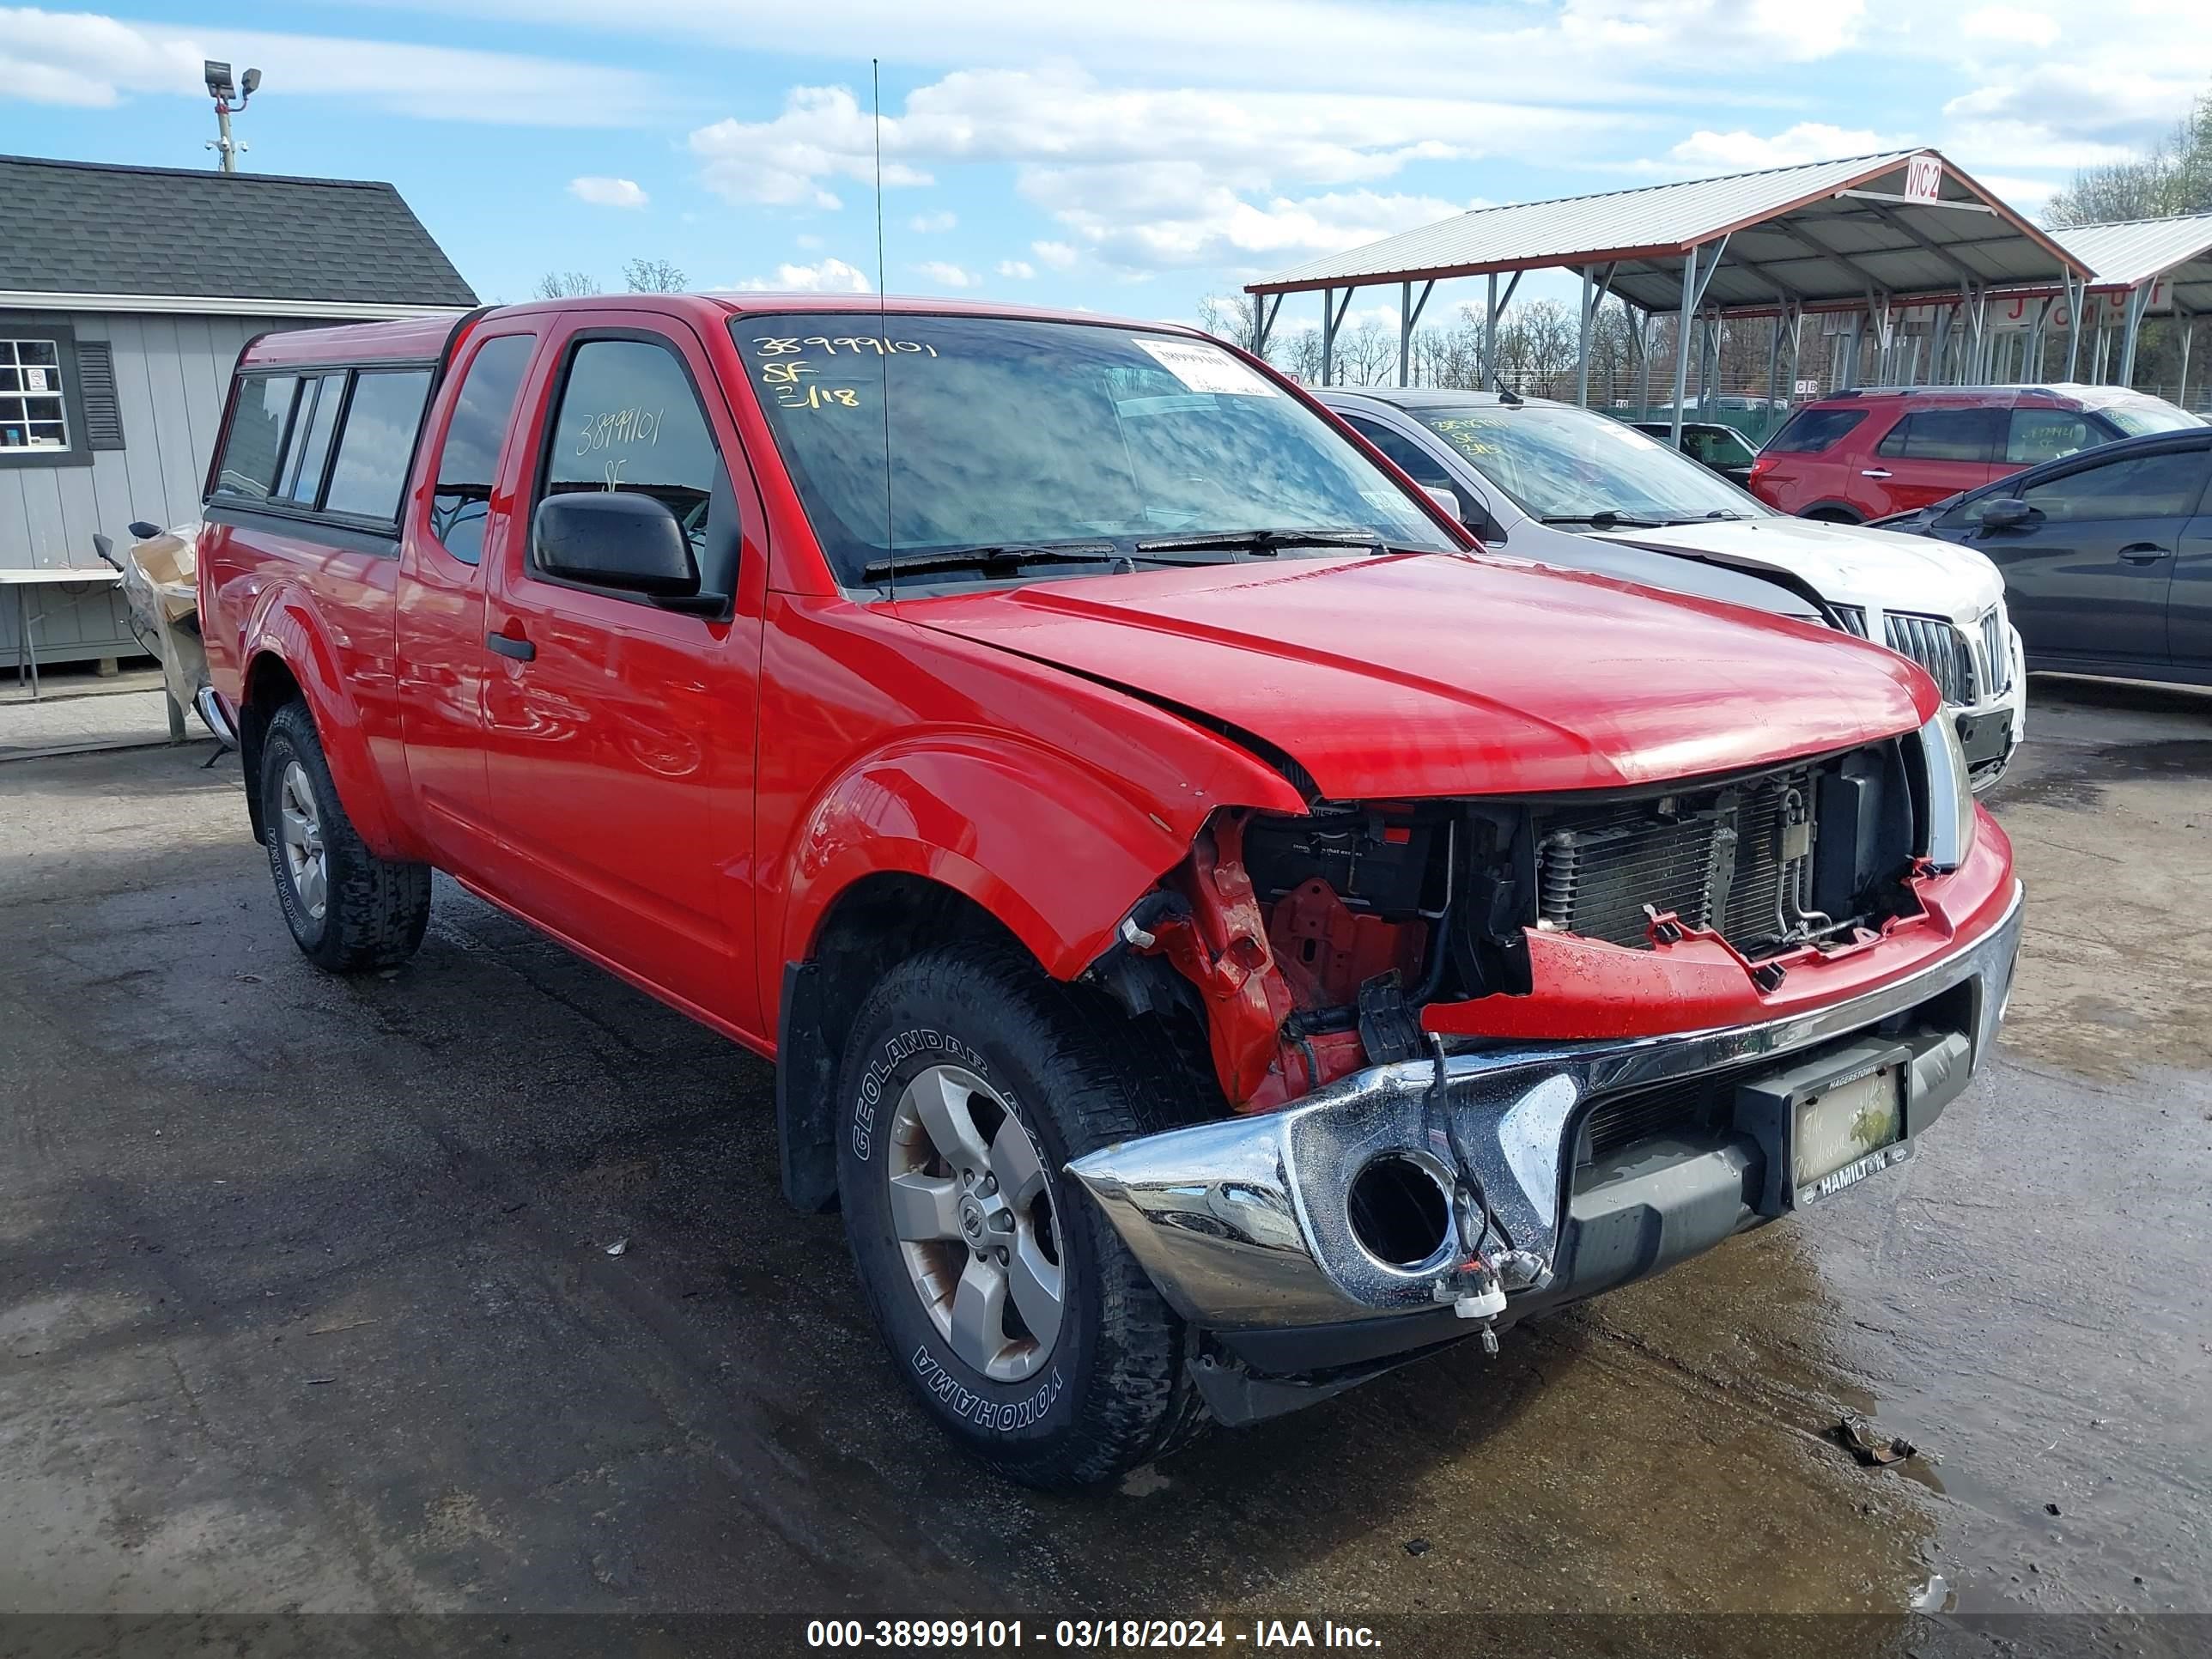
left=804, top=1620, right=1383, bottom=1649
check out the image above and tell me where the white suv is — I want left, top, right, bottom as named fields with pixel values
left=1322, top=388, right=2026, bottom=790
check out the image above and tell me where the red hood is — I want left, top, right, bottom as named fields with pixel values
left=899, top=553, right=1936, bottom=799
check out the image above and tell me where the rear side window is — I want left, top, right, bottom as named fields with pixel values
left=324, top=370, right=434, bottom=520
left=215, top=374, right=300, bottom=500
left=1764, top=406, right=1865, bottom=454
left=276, top=374, right=344, bottom=505
left=542, top=338, right=720, bottom=562
left=2006, top=409, right=2097, bottom=466
left=2020, top=449, right=2209, bottom=523
left=212, top=363, right=434, bottom=527
left=430, top=335, right=537, bottom=565
left=1876, top=408, right=2001, bottom=464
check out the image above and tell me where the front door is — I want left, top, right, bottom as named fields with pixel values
left=1863, top=406, right=2002, bottom=515
left=479, top=312, right=763, bottom=1030
left=1976, top=443, right=2210, bottom=669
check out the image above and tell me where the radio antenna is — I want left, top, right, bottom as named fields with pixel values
left=873, top=58, right=896, bottom=598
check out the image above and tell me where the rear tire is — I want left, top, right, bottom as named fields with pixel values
left=259, top=701, right=429, bottom=973
left=835, top=943, right=1211, bottom=1487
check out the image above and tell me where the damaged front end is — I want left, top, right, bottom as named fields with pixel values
left=1073, top=723, right=2021, bottom=1422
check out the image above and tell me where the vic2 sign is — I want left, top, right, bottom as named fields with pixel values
left=1904, top=155, right=1943, bottom=204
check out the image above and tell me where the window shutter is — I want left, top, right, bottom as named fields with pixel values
left=76, top=340, right=126, bottom=451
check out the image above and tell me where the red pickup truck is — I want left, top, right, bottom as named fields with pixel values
left=198, top=295, right=2021, bottom=1486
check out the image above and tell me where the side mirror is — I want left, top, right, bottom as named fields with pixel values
left=1978, top=497, right=2033, bottom=531
left=127, top=520, right=161, bottom=540
left=1421, top=484, right=1462, bottom=520
left=533, top=491, right=697, bottom=597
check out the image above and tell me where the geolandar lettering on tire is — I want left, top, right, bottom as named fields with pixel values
left=850, top=1025, right=991, bottom=1162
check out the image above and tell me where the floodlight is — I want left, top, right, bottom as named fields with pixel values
left=204, top=59, right=235, bottom=100
left=241, top=68, right=262, bottom=97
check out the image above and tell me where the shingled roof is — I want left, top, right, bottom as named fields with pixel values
left=0, top=155, right=477, bottom=311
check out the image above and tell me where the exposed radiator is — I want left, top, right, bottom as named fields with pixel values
left=1535, top=769, right=1820, bottom=962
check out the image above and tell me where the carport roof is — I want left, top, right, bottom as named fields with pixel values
left=2052, top=212, right=2212, bottom=312
left=1247, top=150, right=2087, bottom=313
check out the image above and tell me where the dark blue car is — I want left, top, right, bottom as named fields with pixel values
left=1877, top=424, right=2212, bottom=688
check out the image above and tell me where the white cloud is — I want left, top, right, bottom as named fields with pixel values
left=1026, top=167, right=1473, bottom=270
left=346, top=0, right=1869, bottom=102
left=0, top=8, right=667, bottom=124
left=908, top=209, right=957, bottom=232
left=686, top=64, right=1605, bottom=271
left=721, top=257, right=872, bottom=293
left=1943, top=66, right=2201, bottom=155
left=1660, top=123, right=1905, bottom=174
left=914, top=260, right=980, bottom=287
left=995, top=259, right=1036, bottom=279
left=689, top=84, right=933, bottom=208
left=569, top=175, right=648, bottom=209
left=1032, top=240, right=1079, bottom=270
left=1959, top=5, right=2060, bottom=48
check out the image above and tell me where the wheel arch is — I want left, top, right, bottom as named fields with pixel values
left=235, top=592, right=405, bottom=856
left=776, top=871, right=1033, bottom=1213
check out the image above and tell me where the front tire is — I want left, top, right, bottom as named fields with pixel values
left=259, top=701, right=429, bottom=973
left=835, top=944, right=1209, bottom=1487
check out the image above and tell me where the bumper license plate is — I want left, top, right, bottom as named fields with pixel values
left=1956, top=708, right=2013, bottom=769
left=1794, top=1061, right=1905, bottom=1205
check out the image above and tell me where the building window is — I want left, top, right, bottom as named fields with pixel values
left=0, top=338, right=68, bottom=452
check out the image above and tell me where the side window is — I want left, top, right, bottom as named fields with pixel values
left=1879, top=409, right=2000, bottom=463
left=429, top=334, right=537, bottom=565
left=276, top=373, right=343, bottom=506
left=2021, top=450, right=2209, bottom=524
left=325, top=369, right=434, bottom=521
left=2006, top=410, right=2096, bottom=466
left=1765, top=406, right=1865, bottom=454
left=1346, top=416, right=1453, bottom=490
left=213, top=374, right=300, bottom=501
left=542, top=338, right=720, bottom=564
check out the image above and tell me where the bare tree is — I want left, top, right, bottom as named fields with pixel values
left=1195, top=292, right=1264, bottom=355
left=533, top=270, right=597, bottom=299
left=623, top=257, right=688, bottom=294
left=2046, top=88, right=2212, bottom=226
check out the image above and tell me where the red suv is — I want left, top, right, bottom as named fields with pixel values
left=1749, top=384, right=2199, bottom=522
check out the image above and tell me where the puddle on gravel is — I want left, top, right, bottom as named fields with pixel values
left=1991, top=738, right=2212, bottom=813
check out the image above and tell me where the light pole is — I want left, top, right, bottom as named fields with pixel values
left=204, top=61, right=262, bottom=173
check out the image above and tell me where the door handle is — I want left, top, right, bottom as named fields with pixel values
left=1859, top=468, right=1892, bottom=479
left=2118, top=544, right=2171, bottom=564
left=487, top=629, right=536, bottom=661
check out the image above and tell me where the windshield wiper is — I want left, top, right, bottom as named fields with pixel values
left=861, top=542, right=1125, bottom=581
left=1540, top=511, right=1666, bottom=530
left=1132, top=527, right=1382, bottom=556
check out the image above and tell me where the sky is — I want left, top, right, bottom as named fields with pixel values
left=5, top=1, right=2211, bottom=332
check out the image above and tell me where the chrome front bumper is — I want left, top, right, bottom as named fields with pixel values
left=1069, top=883, right=2023, bottom=1333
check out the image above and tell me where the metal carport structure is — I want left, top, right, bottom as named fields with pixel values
left=1245, top=149, right=2090, bottom=446
left=2039, top=213, right=2212, bottom=398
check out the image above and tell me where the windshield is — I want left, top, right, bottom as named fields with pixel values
left=2094, top=398, right=2204, bottom=438
left=732, top=313, right=1454, bottom=586
left=1408, top=403, right=1765, bottom=526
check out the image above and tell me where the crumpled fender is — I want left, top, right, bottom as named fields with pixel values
left=240, top=583, right=412, bottom=860
left=775, top=729, right=1302, bottom=991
